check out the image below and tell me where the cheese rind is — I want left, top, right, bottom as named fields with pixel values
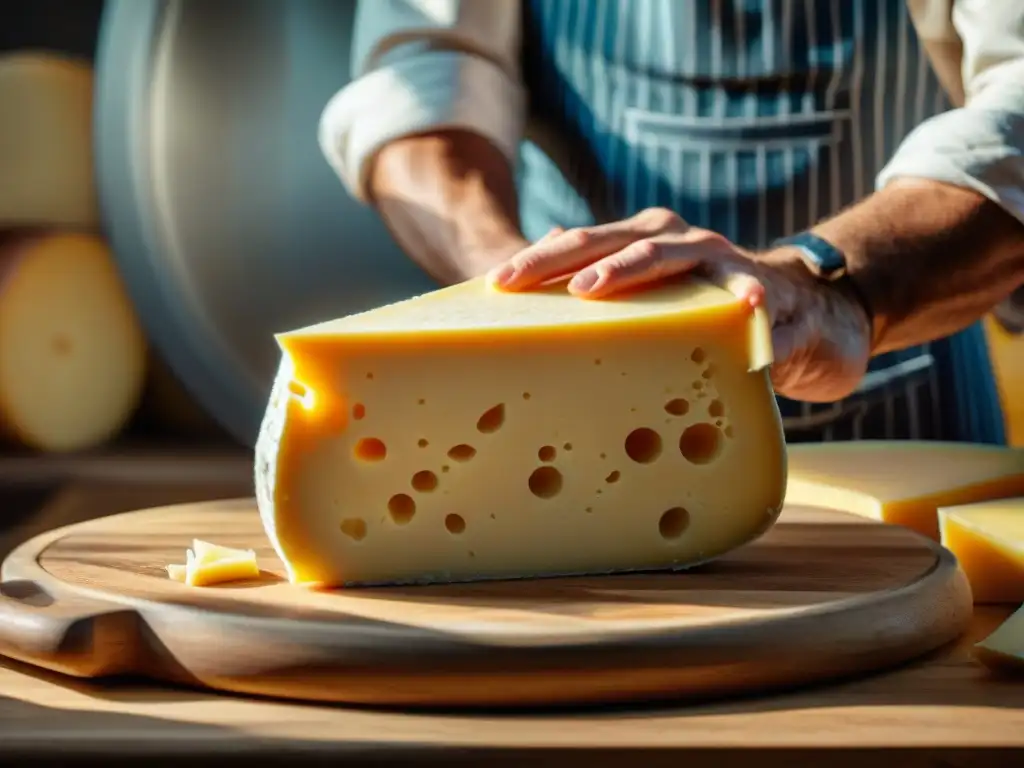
left=786, top=441, right=1024, bottom=540
left=255, top=277, right=786, bottom=587
left=975, top=603, right=1024, bottom=672
left=939, top=498, right=1024, bottom=604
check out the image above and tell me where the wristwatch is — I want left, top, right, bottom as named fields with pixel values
left=772, top=231, right=874, bottom=322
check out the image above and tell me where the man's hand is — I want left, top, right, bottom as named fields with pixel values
left=485, top=207, right=872, bottom=403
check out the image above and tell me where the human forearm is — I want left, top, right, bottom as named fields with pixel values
left=807, top=179, right=1024, bottom=354
left=368, top=129, right=526, bottom=285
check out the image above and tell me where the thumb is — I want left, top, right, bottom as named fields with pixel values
left=703, top=259, right=769, bottom=315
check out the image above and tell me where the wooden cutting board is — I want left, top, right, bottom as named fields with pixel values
left=0, top=498, right=972, bottom=708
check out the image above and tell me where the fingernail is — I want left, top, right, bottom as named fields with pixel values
left=488, top=263, right=517, bottom=288
left=569, top=270, right=599, bottom=293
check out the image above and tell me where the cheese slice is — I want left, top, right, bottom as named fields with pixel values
left=939, top=498, right=1024, bottom=604
left=192, top=539, right=256, bottom=562
left=786, top=441, right=1024, bottom=540
left=975, top=604, right=1024, bottom=673
left=0, top=233, right=147, bottom=452
left=255, top=276, right=785, bottom=587
left=0, top=53, right=99, bottom=228
left=167, top=540, right=260, bottom=586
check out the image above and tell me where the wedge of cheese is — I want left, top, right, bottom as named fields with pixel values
left=255, top=276, right=785, bottom=587
left=0, top=53, right=99, bottom=228
left=167, top=539, right=260, bottom=587
left=939, top=498, right=1024, bottom=604
left=786, top=441, right=1024, bottom=540
left=0, top=233, right=147, bottom=452
left=975, top=604, right=1024, bottom=673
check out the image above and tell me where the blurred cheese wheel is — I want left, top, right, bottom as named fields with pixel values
left=0, top=53, right=99, bottom=228
left=0, top=232, right=147, bottom=452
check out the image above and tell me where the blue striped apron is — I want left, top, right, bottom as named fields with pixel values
left=515, top=0, right=1006, bottom=445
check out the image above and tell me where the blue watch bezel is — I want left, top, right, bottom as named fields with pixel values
left=773, top=231, right=848, bottom=280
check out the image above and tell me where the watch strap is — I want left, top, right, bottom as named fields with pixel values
left=772, top=231, right=875, bottom=322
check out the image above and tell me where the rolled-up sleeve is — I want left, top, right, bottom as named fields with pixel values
left=319, top=0, right=525, bottom=202
left=876, top=3, right=1024, bottom=226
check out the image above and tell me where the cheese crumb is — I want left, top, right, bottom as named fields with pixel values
left=166, top=539, right=260, bottom=587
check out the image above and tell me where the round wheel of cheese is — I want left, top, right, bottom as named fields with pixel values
left=0, top=53, right=98, bottom=229
left=0, top=232, right=147, bottom=452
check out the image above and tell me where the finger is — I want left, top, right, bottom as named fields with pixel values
left=535, top=226, right=565, bottom=244
left=488, top=207, right=690, bottom=292
left=487, top=221, right=646, bottom=291
left=568, top=228, right=736, bottom=299
left=567, top=238, right=701, bottom=298
left=699, top=257, right=767, bottom=308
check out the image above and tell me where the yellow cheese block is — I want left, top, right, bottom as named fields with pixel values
left=939, top=498, right=1024, bottom=604
left=167, top=539, right=260, bottom=587
left=985, top=314, right=1024, bottom=447
left=0, top=233, right=147, bottom=452
left=975, top=604, right=1024, bottom=673
left=255, top=275, right=784, bottom=587
left=786, top=441, right=1024, bottom=540
left=0, top=53, right=98, bottom=228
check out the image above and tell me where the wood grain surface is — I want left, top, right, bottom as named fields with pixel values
left=0, top=496, right=972, bottom=708
left=0, top=482, right=1020, bottom=767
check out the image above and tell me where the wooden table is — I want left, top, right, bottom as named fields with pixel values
left=0, top=606, right=1021, bottom=767
left=0, top=472, right=1023, bottom=766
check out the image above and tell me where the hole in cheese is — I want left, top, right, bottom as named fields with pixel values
left=625, top=428, right=662, bottom=464
left=476, top=404, right=505, bottom=433
left=445, top=513, right=466, bottom=534
left=352, top=403, right=366, bottom=420
left=702, top=365, right=716, bottom=379
left=528, top=466, right=563, bottom=499
left=563, top=442, right=573, bottom=451
left=691, top=348, right=706, bottom=363
left=447, top=444, right=477, bottom=461
left=664, top=398, right=689, bottom=416
left=659, top=507, right=691, bottom=539
left=679, top=423, right=723, bottom=464
left=522, top=392, right=531, bottom=400
left=724, top=425, right=734, bottom=438
left=708, top=399, right=725, bottom=418
left=538, top=445, right=557, bottom=462
left=51, top=334, right=72, bottom=356
left=388, top=494, right=416, bottom=524
left=417, top=438, right=429, bottom=448
left=340, top=518, right=368, bottom=541
left=411, top=470, right=438, bottom=492
left=605, top=470, right=621, bottom=484
left=354, top=437, right=387, bottom=462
